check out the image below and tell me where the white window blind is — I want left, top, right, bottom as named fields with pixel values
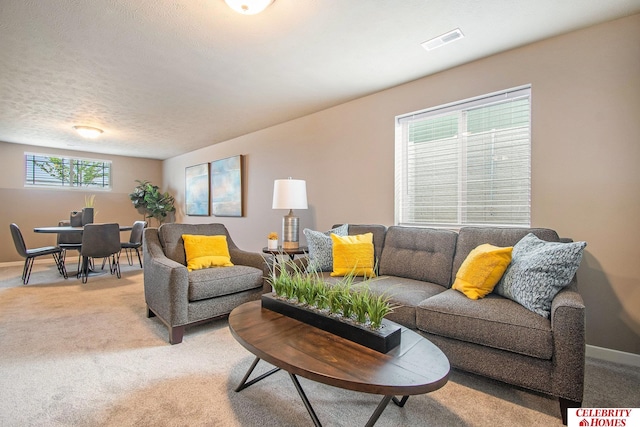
left=395, top=86, right=531, bottom=228
left=25, top=153, right=112, bottom=189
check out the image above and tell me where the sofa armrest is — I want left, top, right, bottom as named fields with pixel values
left=143, top=228, right=190, bottom=325
left=550, top=284, right=585, bottom=402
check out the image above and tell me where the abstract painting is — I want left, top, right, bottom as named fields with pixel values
left=211, top=155, right=243, bottom=217
left=185, top=163, right=210, bottom=216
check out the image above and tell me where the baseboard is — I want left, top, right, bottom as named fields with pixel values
left=586, top=344, right=640, bottom=368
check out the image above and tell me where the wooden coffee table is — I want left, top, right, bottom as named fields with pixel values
left=228, top=300, right=450, bottom=427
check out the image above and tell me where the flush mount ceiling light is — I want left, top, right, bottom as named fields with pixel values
left=224, top=0, right=274, bottom=15
left=73, top=125, right=104, bottom=139
left=421, top=28, right=465, bottom=51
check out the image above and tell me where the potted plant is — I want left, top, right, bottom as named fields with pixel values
left=263, top=260, right=400, bottom=353
left=129, top=180, right=176, bottom=226
left=267, top=232, right=279, bottom=250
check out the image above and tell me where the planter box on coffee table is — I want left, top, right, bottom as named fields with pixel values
left=261, top=293, right=401, bottom=353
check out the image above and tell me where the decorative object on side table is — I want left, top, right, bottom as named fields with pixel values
left=272, top=178, right=307, bottom=249
left=267, top=232, right=278, bottom=250
left=263, top=261, right=400, bottom=353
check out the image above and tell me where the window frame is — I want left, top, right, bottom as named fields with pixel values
left=394, top=85, right=531, bottom=229
left=24, top=152, right=113, bottom=191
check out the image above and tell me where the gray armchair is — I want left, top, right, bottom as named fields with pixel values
left=143, top=223, right=271, bottom=344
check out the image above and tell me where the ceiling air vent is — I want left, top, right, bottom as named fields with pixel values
left=421, top=28, right=464, bottom=51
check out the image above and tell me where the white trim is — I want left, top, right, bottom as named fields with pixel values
left=587, top=344, right=640, bottom=368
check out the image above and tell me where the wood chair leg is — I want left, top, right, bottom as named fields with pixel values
left=559, top=397, right=581, bottom=425
left=169, top=326, right=185, bottom=345
left=146, top=306, right=156, bottom=318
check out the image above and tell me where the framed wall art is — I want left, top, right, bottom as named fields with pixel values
left=211, top=154, right=244, bottom=217
left=185, top=163, right=210, bottom=216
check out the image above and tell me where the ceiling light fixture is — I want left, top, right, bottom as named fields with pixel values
left=421, top=28, right=465, bottom=51
left=73, top=126, right=104, bottom=139
left=224, top=0, right=274, bottom=15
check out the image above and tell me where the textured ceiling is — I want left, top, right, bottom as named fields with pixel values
left=1, top=0, right=639, bottom=160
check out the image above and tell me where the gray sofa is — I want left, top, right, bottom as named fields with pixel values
left=309, top=224, right=585, bottom=425
left=143, top=223, right=270, bottom=344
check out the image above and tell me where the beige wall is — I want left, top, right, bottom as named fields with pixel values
left=163, top=14, right=640, bottom=354
left=0, top=141, right=163, bottom=262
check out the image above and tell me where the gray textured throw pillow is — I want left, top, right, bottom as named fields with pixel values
left=303, top=224, right=349, bottom=273
left=495, top=233, right=586, bottom=318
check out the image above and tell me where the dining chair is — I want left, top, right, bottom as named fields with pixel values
left=79, top=223, right=121, bottom=284
left=121, top=220, right=146, bottom=268
left=10, top=223, right=67, bottom=284
left=57, top=220, right=83, bottom=275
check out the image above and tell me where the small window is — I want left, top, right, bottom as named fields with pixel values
left=395, top=86, right=531, bottom=228
left=25, top=153, right=112, bottom=189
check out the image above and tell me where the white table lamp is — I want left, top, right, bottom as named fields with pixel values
left=272, top=178, right=307, bottom=249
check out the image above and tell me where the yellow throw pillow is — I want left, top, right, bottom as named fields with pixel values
left=182, top=234, right=234, bottom=271
left=452, top=243, right=513, bottom=300
left=330, top=233, right=375, bottom=277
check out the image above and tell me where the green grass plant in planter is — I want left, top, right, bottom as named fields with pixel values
left=366, top=292, right=396, bottom=329
left=266, top=258, right=396, bottom=331
left=351, top=288, right=371, bottom=325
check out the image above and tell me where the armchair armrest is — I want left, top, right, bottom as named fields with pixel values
left=143, top=228, right=190, bottom=326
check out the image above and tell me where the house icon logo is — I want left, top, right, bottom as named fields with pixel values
left=579, top=419, right=589, bottom=426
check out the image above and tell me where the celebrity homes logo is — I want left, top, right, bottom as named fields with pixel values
left=568, top=408, right=640, bottom=427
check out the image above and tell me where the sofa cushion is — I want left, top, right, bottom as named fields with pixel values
left=303, top=224, right=348, bottom=273
left=416, top=289, right=553, bottom=359
left=334, top=224, right=387, bottom=271
left=452, top=244, right=513, bottom=300
left=183, top=234, right=234, bottom=271
left=352, top=276, right=446, bottom=329
left=188, top=265, right=263, bottom=302
left=451, top=227, right=560, bottom=286
left=379, top=226, right=458, bottom=287
left=330, top=233, right=375, bottom=277
left=159, top=223, right=233, bottom=265
left=495, top=233, right=587, bottom=318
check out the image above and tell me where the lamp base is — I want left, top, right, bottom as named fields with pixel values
left=282, top=210, right=300, bottom=250
left=282, top=241, right=299, bottom=250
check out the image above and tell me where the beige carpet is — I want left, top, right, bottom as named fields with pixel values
left=0, top=261, right=638, bottom=427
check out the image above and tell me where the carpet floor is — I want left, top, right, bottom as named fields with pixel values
left=0, top=261, right=638, bottom=427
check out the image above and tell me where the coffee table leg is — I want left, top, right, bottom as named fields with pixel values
left=289, top=373, right=322, bottom=427
left=235, top=356, right=281, bottom=392
left=364, top=395, right=394, bottom=427
left=392, top=395, right=409, bottom=407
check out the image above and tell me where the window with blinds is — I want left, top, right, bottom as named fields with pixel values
left=395, top=86, right=531, bottom=228
left=25, top=153, right=112, bottom=189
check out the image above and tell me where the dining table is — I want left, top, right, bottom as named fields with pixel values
left=34, top=225, right=133, bottom=234
left=34, top=224, right=134, bottom=279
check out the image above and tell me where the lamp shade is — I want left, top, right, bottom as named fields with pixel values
left=272, top=179, right=307, bottom=210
